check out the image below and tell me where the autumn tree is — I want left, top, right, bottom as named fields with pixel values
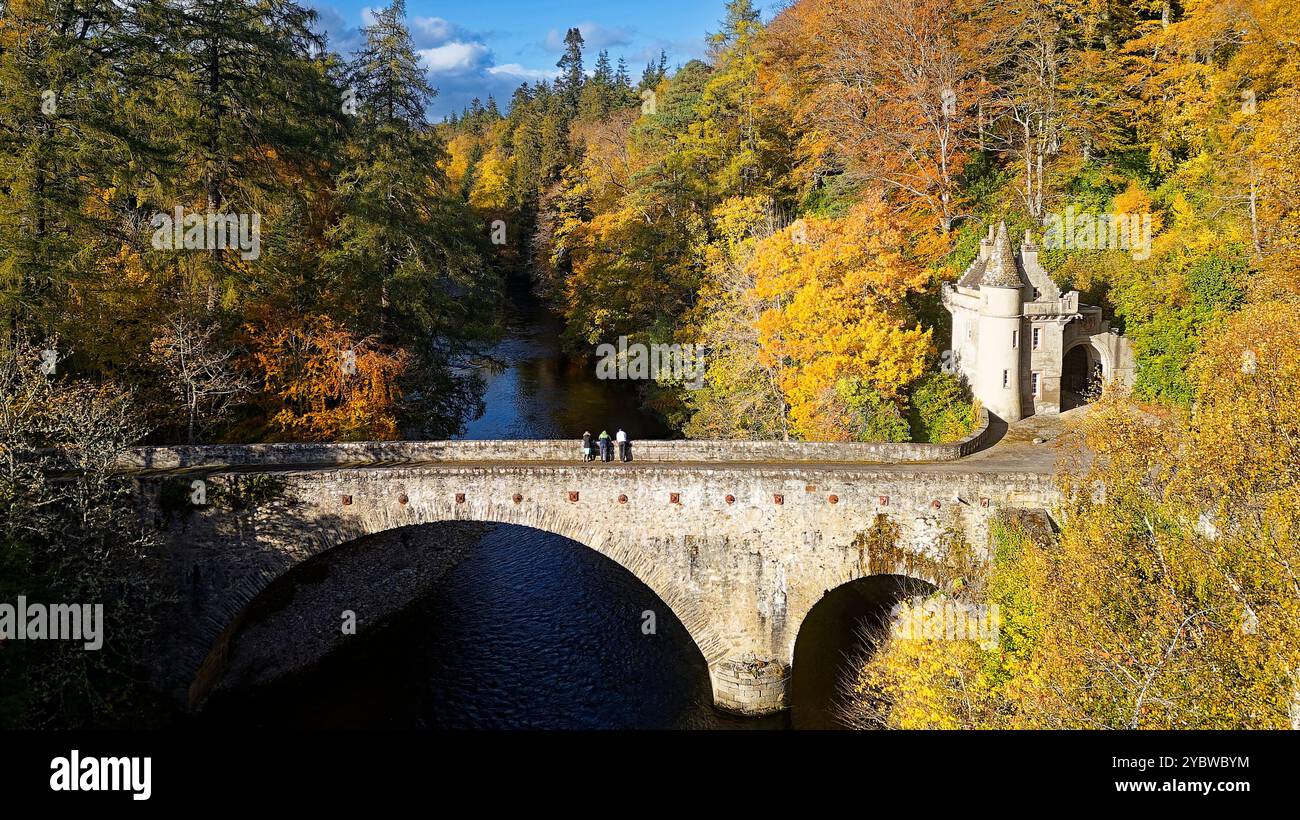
left=685, top=196, right=791, bottom=439
left=752, top=199, right=932, bottom=440
left=240, top=313, right=410, bottom=441
left=842, top=301, right=1300, bottom=729
left=772, top=0, right=1000, bottom=232
left=0, top=0, right=145, bottom=330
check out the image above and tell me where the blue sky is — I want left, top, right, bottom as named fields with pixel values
left=309, top=0, right=753, bottom=119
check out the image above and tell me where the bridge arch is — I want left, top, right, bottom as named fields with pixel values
left=185, top=496, right=728, bottom=708
left=788, top=572, right=938, bottom=728
left=143, top=450, right=1063, bottom=718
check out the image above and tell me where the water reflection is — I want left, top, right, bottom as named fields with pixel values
left=203, top=524, right=787, bottom=729
left=458, top=290, right=671, bottom=441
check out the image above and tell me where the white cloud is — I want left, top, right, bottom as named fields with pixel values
left=419, top=41, right=492, bottom=75
left=309, top=7, right=627, bottom=120
left=410, top=16, right=464, bottom=49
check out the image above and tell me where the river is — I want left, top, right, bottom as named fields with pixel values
left=203, top=286, right=903, bottom=729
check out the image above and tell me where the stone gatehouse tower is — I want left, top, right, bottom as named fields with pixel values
left=942, top=222, right=1135, bottom=421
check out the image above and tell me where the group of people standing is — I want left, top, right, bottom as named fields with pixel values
left=582, top=429, right=631, bottom=463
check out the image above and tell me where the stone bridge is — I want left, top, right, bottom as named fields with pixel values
left=126, top=412, right=1072, bottom=716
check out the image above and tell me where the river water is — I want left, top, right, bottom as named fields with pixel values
left=205, top=288, right=901, bottom=729
left=457, top=291, right=672, bottom=441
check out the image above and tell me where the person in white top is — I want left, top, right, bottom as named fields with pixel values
left=615, top=429, right=629, bottom=462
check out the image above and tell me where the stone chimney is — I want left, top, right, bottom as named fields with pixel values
left=978, top=223, right=995, bottom=261
left=1021, top=227, right=1040, bottom=270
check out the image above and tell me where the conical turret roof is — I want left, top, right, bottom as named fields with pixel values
left=982, top=222, right=1022, bottom=288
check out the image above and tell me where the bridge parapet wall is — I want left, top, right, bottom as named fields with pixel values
left=119, top=412, right=991, bottom=472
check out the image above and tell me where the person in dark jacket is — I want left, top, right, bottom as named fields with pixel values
left=581, top=431, right=593, bottom=462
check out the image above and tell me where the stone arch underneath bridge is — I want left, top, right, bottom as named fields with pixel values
left=788, top=572, right=940, bottom=728
left=185, top=497, right=731, bottom=709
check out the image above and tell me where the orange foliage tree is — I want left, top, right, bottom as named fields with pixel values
left=240, top=313, right=410, bottom=442
left=765, top=0, right=1000, bottom=232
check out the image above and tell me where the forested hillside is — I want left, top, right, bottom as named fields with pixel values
left=0, top=0, right=501, bottom=726
left=2, top=0, right=1298, bottom=729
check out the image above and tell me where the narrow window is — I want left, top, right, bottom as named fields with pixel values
left=1002, top=369, right=1009, bottom=389
left=1031, top=372, right=1041, bottom=397
left=1032, top=327, right=1041, bottom=349
left=1011, top=330, right=1019, bottom=349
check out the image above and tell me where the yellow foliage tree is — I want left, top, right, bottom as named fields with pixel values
left=841, top=301, right=1300, bottom=729
left=684, top=196, right=792, bottom=439
left=751, top=199, right=931, bottom=440
left=468, top=146, right=511, bottom=211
